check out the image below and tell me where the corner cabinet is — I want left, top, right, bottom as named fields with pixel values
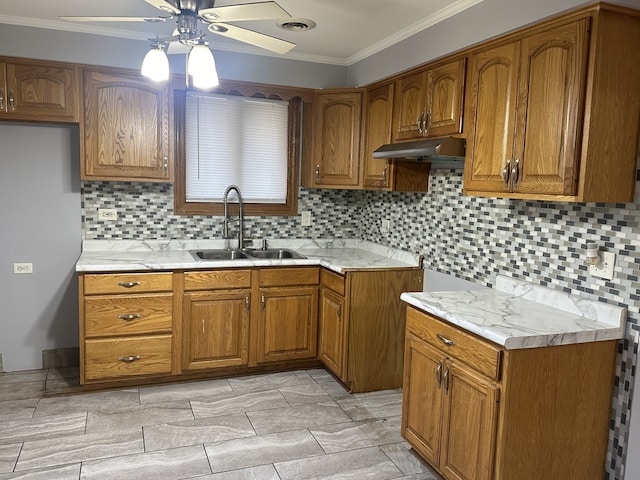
left=82, top=68, right=172, bottom=182
left=464, top=6, right=640, bottom=202
left=392, top=58, right=466, bottom=142
left=0, top=57, right=79, bottom=123
left=402, top=306, right=618, bottom=480
left=319, top=268, right=423, bottom=393
left=308, top=89, right=363, bottom=188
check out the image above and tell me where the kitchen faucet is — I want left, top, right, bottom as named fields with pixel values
left=222, top=184, right=244, bottom=250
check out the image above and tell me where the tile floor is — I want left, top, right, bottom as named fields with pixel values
left=0, top=367, right=437, bottom=479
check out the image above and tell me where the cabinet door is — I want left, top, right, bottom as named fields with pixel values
left=318, top=287, right=346, bottom=378
left=439, top=361, right=499, bottom=480
left=182, top=291, right=250, bottom=370
left=513, top=20, right=589, bottom=196
left=426, top=58, right=466, bottom=138
left=312, top=91, right=362, bottom=187
left=83, top=69, right=171, bottom=181
left=401, top=333, right=444, bottom=466
left=2, top=60, right=78, bottom=122
left=463, top=42, right=520, bottom=193
left=362, top=82, right=394, bottom=189
left=392, top=70, right=428, bottom=141
left=257, top=286, right=318, bottom=363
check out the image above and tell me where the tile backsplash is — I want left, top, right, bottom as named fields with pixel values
left=82, top=167, right=640, bottom=480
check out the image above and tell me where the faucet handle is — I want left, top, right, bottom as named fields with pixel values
left=261, top=239, right=268, bottom=250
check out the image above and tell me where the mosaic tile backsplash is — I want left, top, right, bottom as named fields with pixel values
left=82, top=169, right=640, bottom=480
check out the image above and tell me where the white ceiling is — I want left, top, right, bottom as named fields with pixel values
left=0, top=0, right=484, bottom=66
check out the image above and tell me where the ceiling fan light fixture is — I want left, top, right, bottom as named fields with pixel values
left=141, top=44, right=170, bottom=82
left=188, top=43, right=219, bottom=90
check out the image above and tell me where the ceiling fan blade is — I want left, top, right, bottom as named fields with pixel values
left=143, top=0, right=181, bottom=15
left=59, top=15, right=167, bottom=23
left=208, top=22, right=295, bottom=54
left=199, top=1, right=291, bottom=23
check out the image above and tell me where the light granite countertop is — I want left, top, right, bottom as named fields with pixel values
left=75, top=238, right=422, bottom=274
left=401, top=274, right=626, bottom=350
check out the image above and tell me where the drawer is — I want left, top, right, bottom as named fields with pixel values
left=84, top=273, right=172, bottom=294
left=260, top=267, right=319, bottom=287
left=321, top=269, right=345, bottom=295
left=84, top=294, right=172, bottom=337
left=184, top=269, right=251, bottom=291
left=84, top=334, right=172, bottom=381
left=406, top=306, right=502, bottom=380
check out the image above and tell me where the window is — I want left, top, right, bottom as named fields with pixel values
left=174, top=86, right=304, bottom=216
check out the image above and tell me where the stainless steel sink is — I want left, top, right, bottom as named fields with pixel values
left=244, top=248, right=307, bottom=259
left=189, top=249, right=249, bottom=261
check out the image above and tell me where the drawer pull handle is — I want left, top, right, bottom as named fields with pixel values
left=118, top=355, right=141, bottom=363
left=117, top=281, right=141, bottom=288
left=435, top=360, right=443, bottom=388
left=436, top=333, right=455, bottom=347
left=443, top=366, right=450, bottom=394
left=118, top=314, right=141, bottom=321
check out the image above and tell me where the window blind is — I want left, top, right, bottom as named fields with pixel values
left=185, top=92, right=289, bottom=203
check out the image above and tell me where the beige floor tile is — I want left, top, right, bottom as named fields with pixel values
left=143, top=413, right=255, bottom=451
left=381, top=442, right=430, bottom=475
left=0, top=464, right=81, bottom=480
left=191, top=390, right=288, bottom=419
left=0, top=412, right=87, bottom=446
left=274, top=445, right=403, bottom=479
left=139, top=378, right=232, bottom=404
left=205, top=429, right=323, bottom=473
left=0, top=398, right=37, bottom=421
left=279, top=383, right=333, bottom=405
left=85, top=401, right=193, bottom=433
left=337, top=391, right=403, bottom=421
left=247, top=402, right=351, bottom=435
left=228, top=371, right=317, bottom=393
left=310, top=416, right=403, bottom=453
left=0, top=444, right=21, bottom=474
left=184, top=464, right=279, bottom=480
left=34, top=389, right=140, bottom=417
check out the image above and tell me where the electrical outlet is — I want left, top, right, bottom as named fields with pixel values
left=589, top=251, right=615, bottom=280
left=98, top=208, right=118, bottom=221
left=13, top=263, right=33, bottom=274
left=381, top=219, right=390, bottom=233
left=301, top=211, right=312, bottom=226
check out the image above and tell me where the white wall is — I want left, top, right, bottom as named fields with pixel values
left=0, top=123, right=81, bottom=371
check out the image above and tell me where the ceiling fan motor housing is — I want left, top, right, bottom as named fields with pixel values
left=170, top=0, right=216, bottom=13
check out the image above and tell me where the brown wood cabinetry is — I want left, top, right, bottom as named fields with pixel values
left=82, top=68, right=172, bottom=182
left=79, top=272, right=174, bottom=384
left=256, top=267, right=319, bottom=363
left=182, top=269, right=251, bottom=371
left=0, top=57, right=79, bottom=123
left=319, top=268, right=422, bottom=393
left=402, top=306, right=618, bottom=480
left=392, top=58, right=465, bottom=142
left=309, top=89, right=363, bottom=188
left=464, top=6, right=640, bottom=202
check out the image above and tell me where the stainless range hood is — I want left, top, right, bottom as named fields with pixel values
left=373, top=137, right=466, bottom=169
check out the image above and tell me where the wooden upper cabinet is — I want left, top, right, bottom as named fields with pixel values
left=0, top=58, right=79, bottom=122
left=311, top=89, right=363, bottom=187
left=362, top=82, right=394, bottom=189
left=392, top=58, right=465, bottom=142
left=82, top=68, right=172, bottom=182
left=465, top=6, right=640, bottom=202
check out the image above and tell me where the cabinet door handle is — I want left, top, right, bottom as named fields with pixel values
left=118, top=355, right=141, bottom=363
left=512, top=158, right=520, bottom=190
left=435, top=360, right=443, bottom=388
left=117, top=281, right=141, bottom=288
left=436, top=333, right=456, bottom=347
left=0, top=88, right=4, bottom=110
left=8, top=91, right=15, bottom=111
left=163, top=156, right=168, bottom=176
left=245, top=294, right=250, bottom=313
left=118, top=314, right=141, bottom=321
left=416, top=112, right=424, bottom=134
left=443, top=366, right=450, bottom=394
left=337, top=301, right=342, bottom=319
left=423, top=111, right=430, bottom=137
left=382, top=165, right=387, bottom=182
left=261, top=293, right=265, bottom=311
left=315, top=164, right=320, bottom=183
left=502, top=159, right=511, bottom=188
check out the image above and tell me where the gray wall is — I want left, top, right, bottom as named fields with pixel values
left=0, top=123, right=81, bottom=371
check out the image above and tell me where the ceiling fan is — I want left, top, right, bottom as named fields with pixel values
left=59, top=0, right=297, bottom=55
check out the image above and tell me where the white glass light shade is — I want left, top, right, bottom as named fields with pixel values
left=188, top=44, right=219, bottom=89
left=141, top=47, right=169, bottom=82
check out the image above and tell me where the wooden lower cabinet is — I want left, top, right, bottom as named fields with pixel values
left=319, top=267, right=423, bottom=392
left=402, top=306, right=618, bottom=480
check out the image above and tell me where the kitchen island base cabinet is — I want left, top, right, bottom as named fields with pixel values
left=319, top=268, right=423, bottom=393
left=402, top=306, right=617, bottom=480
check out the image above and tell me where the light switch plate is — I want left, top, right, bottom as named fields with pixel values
left=98, top=208, right=118, bottom=221
left=301, top=211, right=312, bottom=226
left=589, top=251, right=615, bottom=280
left=14, top=263, right=33, bottom=274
